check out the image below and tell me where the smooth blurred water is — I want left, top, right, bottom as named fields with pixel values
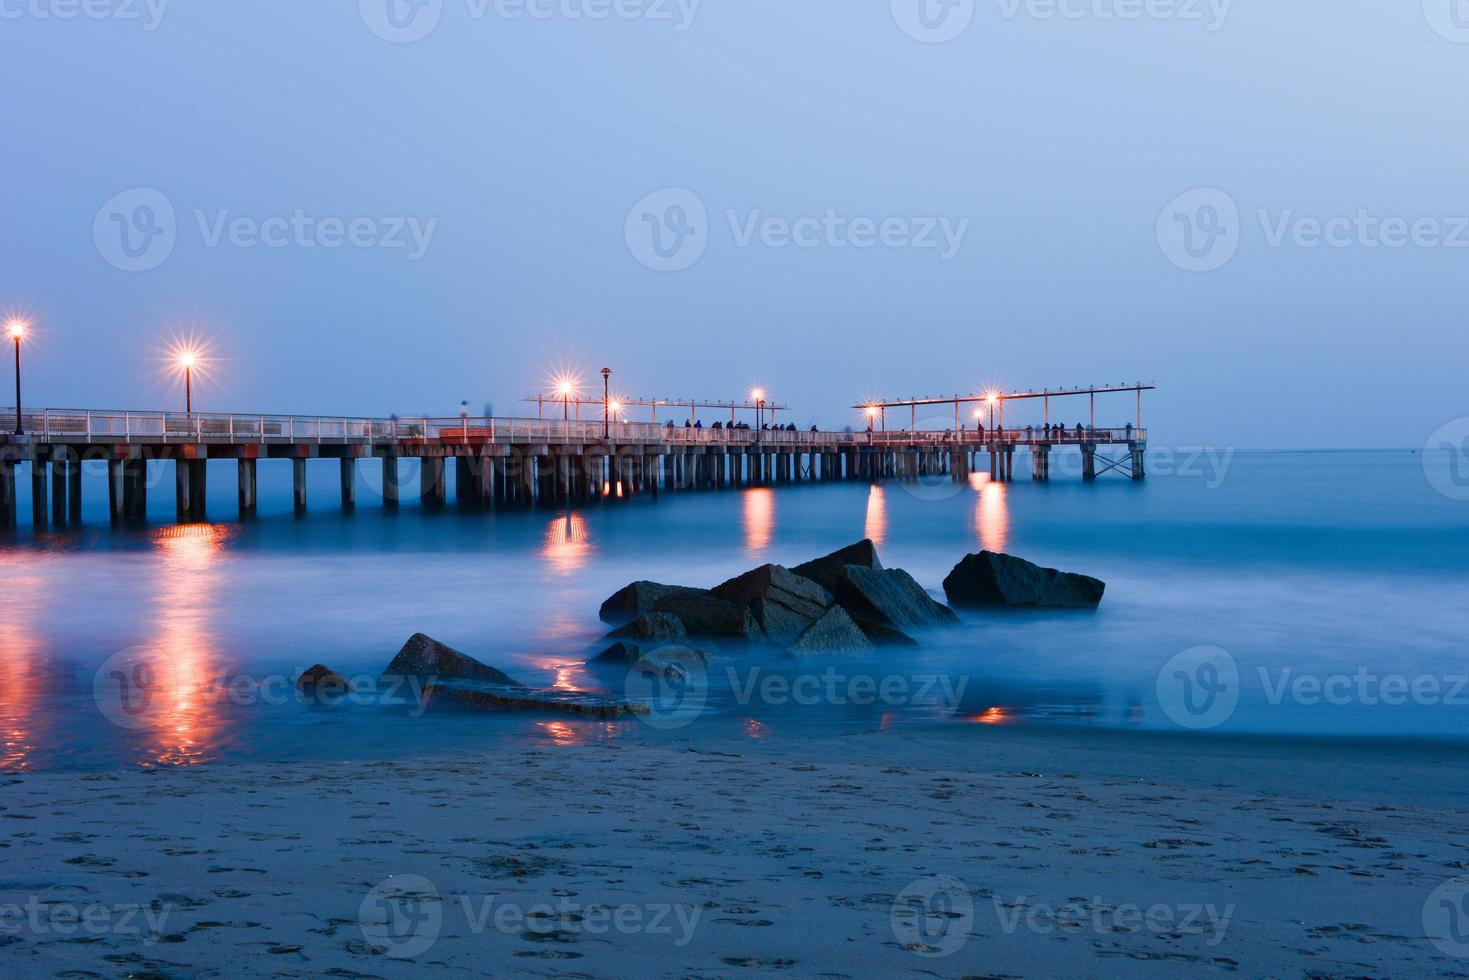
left=1, top=449, right=1466, bottom=771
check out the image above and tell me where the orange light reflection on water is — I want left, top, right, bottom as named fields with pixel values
left=864, top=485, right=887, bottom=547
left=146, top=523, right=232, bottom=766
left=974, top=480, right=1010, bottom=554
left=534, top=720, right=632, bottom=747
left=0, top=557, right=44, bottom=771
left=743, top=488, right=774, bottom=555
left=542, top=513, right=592, bottom=573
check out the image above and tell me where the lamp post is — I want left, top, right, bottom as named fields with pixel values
left=751, top=388, right=765, bottom=445
left=180, top=352, right=196, bottom=414
left=7, top=320, right=25, bottom=436
left=601, top=367, right=611, bottom=439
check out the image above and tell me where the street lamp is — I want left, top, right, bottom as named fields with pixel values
left=557, top=380, right=574, bottom=421
left=986, top=392, right=999, bottom=430
left=180, top=351, right=197, bottom=414
left=751, top=388, right=766, bottom=444
left=601, top=367, right=611, bottom=439
left=7, top=320, right=26, bottom=436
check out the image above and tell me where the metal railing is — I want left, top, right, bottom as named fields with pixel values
left=0, top=408, right=1144, bottom=448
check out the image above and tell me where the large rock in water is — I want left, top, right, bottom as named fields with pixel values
left=785, top=606, right=874, bottom=658
left=606, top=612, right=689, bottom=645
left=379, top=633, right=523, bottom=687
left=297, top=663, right=351, bottom=699
left=650, top=591, right=764, bottom=641
left=942, top=551, right=1105, bottom=609
left=832, top=566, right=959, bottom=635
left=709, top=565, right=832, bottom=646
left=599, top=582, right=707, bottom=624
left=792, top=539, right=883, bottom=593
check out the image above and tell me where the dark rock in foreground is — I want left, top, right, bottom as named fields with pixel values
left=297, top=664, right=351, bottom=698
left=650, top=591, right=764, bottom=641
left=599, top=582, right=707, bottom=624
left=606, top=612, right=689, bottom=645
left=591, top=640, right=645, bottom=666
left=380, top=633, right=523, bottom=687
left=942, top=551, right=1105, bottom=609
left=785, top=606, right=874, bottom=658
left=792, top=539, right=883, bottom=593
left=832, top=566, right=959, bottom=636
left=425, top=683, right=648, bottom=719
left=709, top=564, right=832, bottom=646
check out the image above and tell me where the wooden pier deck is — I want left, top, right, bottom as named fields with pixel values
left=0, top=408, right=1149, bottom=528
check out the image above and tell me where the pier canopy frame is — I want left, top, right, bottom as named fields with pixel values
left=523, top=394, right=791, bottom=426
left=854, top=383, right=1156, bottom=432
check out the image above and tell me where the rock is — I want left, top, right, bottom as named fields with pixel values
left=606, top=612, right=689, bottom=645
left=784, top=606, right=875, bottom=658
left=425, top=684, right=648, bottom=719
left=942, top=551, right=1105, bottom=609
left=599, top=582, right=707, bottom=624
left=379, top=633, right=523, bottom=687
left=832, top=566, right=959, bottom=635
left=709, top=565, right=832, bottom=646
left=631, top=645, right=710, bottom=683
left=297, top=664, right=351, bottom=699
left=792, top=539, right=883, bottom=593
left=590, top=640, right=644, bottom=666
left=650, top=592, right=764, bottom=641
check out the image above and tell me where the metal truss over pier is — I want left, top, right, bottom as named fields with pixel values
left=0, top=398, right=1151, bottom=529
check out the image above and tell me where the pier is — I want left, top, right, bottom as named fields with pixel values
left=0, top=386, right=1152, bottom=528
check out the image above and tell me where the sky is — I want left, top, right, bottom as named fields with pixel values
left=1, top=0, right=1465, bottom=449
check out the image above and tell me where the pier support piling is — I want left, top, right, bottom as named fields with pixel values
left=340, top=458, right=357, bottom=510
left=293, top=458, right=309, bottom=512
left=238, top=459, right=258, bottom=517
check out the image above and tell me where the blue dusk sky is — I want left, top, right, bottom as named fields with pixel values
left=1, top=0, right=1464, bottom=448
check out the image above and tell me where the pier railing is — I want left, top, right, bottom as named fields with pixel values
left=0, top=408, right=1144, bottom=448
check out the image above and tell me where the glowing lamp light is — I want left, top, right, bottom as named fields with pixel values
left=865, top=405, right=879, bottom=418
left=750, top=387, right=766, bottom=402
left=6, top=319, right=26, bottom=340
left=178, top=352, right=197, bottom=369
left=608, top=400, right=623, bottom=416
left=986, top=392, right=999, bottom=406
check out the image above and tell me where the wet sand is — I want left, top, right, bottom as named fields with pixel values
left=2, top=726, right=1466, bottom=977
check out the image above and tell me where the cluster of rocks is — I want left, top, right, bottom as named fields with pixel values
left=296, top=546, right=1105, bottom=719
left=299, top=632, right=648, bottom=719
left=593, top=539, right=963, bottom=665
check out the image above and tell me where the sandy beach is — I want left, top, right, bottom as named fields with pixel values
left=4, top=724, right=1466, bottom=978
